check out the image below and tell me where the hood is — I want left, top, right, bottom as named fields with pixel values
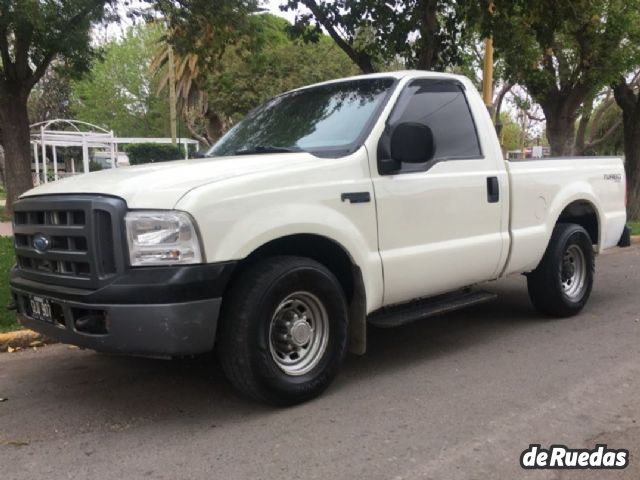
left=21, top=153, right=317, bottom=209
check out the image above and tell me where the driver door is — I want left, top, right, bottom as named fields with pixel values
left=372, top=78, right=507, bottom=306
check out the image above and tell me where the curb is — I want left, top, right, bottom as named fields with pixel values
left=0, top=329, right=54, bottom=352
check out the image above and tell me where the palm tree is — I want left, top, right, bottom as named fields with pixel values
left=150, top=36, right=226, bottom=146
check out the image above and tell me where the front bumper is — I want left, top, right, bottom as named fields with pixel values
left=10, top=262, right=236, bottom=356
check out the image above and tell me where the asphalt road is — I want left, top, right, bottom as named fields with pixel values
left=1, top=245, right=640, bottom=480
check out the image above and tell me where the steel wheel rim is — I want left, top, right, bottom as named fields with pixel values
left=561, top=244, right=586, bottom=299
left=268, top=291, right=329, bottom=376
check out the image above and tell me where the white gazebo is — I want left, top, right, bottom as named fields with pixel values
left=30, top=119, right=117, bottom=185
left=30, top=119, right=200, bottom=186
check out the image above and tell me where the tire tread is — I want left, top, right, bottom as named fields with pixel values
left=217, top=255, right=347, bottom=404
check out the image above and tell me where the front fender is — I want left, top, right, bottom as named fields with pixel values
left=174, top=155, right=384, bottom=312
left=212, top=203, right=383, bottom=313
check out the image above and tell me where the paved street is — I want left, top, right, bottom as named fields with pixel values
left=1, top=245, right=639, bottom=480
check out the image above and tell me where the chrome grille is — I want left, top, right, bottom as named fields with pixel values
left=12, top=195, right=127, bottom=289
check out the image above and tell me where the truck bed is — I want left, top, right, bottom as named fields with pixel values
left=503, top=157, right=627, bottom=276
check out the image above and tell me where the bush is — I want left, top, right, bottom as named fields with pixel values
left=0, top=236, right=19, bottom=332
left=125, top=143, right=184, bottom=165
left=89, top=160, right=103, bottom=172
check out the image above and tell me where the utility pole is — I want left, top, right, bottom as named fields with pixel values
left=482, top=2, right=497, bottom=115
left=482, top=37, right=494, bottom=111
left=168, top=46, right=177, bottom=146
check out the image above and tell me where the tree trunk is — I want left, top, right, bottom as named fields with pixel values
left=0, top=146, right=6, bottom=189
left=620, top=110, right=640, bottom=219
left=574, top=97, right=593, bottom=155
left=613, top=80, right=640, bottom=220
left=301, top=0, right=376, bottom=74
left=0, top=91, right=33, bottom=213
left=415, top=0, right=439, bottom=70
left=205, top=108, right=225, bottom=144
left=543, top=110, right=576, bottom=156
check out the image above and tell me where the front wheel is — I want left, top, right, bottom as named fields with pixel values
left=527, top=223, right=594, bottom=317
left=217, top=256, right=348, bottom=405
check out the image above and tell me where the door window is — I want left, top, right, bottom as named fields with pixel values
left=378, top=79, right=482, bottom=173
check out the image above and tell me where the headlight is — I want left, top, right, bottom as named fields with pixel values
left=125, top=211, right=203, bottom=266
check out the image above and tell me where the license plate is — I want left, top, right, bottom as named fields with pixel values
left=27, top=295, right=53, bottom=323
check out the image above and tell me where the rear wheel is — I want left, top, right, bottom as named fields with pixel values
left=217, top=256, right=348, bottom=405
left=527, top=223, right=594, bottom=317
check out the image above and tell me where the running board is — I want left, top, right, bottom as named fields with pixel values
left=368, top=290, right=498, bottom=328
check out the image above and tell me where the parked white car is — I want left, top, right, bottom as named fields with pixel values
left=10, top=71, right=630, bottom=405
left=92, top=151, right=130, bottom=168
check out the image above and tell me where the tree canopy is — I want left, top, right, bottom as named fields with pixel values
left=282, top=0, right=477, bottom=73
left=1, top=0, right=640, bottom=218
left=481, top=0, right=640, bottom=155
left=0, top=0, right=115, bottom=97
left=71, top=23, right=171, bottom=137
left=154, top=13, right=359, bottom=145
left=0, top=0, right=115, bottom=210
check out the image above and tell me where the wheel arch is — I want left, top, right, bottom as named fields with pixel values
left=224, top=234, right=368, bottom=355
left=554, top=199, right=601, bottom=247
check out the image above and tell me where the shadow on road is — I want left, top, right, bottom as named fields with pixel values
left=8, top=279, right=527, bottom=403
left=3, top=273, right=628, bottom=430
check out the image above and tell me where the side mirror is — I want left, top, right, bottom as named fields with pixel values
left=390, top=122, right=435, bottom=164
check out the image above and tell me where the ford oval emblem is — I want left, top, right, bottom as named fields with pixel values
left=33, top=234, right=50, bottom=253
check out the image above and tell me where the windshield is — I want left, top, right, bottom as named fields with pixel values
left=208, top=77, right=396, bottom=157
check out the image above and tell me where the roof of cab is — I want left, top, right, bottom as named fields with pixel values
left=285, top=70, right=466, bottom=95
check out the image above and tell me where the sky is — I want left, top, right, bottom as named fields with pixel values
left=263, top=0, right=299, bottom=23
left=98, top=0, right=299, bottom=41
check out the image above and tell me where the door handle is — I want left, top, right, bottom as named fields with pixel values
left=486, top=177, right=499, bottom=203
left=341, top=192, right=371, bottom=204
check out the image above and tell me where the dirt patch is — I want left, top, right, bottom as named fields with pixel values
left=0, top=329, right=54, bottom=352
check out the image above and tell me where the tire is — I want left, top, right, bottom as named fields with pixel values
left=217, top=255, right=348, bottom=405
left=527, top=223, right=594, bottom=317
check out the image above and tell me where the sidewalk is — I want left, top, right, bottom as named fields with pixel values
left=0, top=221, right=12, bottom=236
left=0, top=198, right=11, bottom=236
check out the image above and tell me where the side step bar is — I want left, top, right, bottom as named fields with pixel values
left=368, top=290, right=497, bottom=328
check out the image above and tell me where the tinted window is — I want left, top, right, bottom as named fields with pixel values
left=386, top=80, right=481, bottom=163
left=208, top=78, right=396, bottom=158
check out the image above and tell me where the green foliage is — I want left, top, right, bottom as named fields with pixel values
left=125, top=143, right=183, bottom=165
left=88, top=160, right=103, bottom=172
left=28, top=68, right=73, bottom=124
left=498, top=112, right=525, bottom=152
left=585, top=100, right=625, bottom=156
left=169, top=13, right=360, bottom=143
left=71, top=23, right=170, bottom=137
left=204, top=14, right=360, bottom=124
left=0, top=0, right=115, bottom=89
left=146, top=0, right=259, bottom=61
left=485, top=0, right=640, bottom=103
left=630, top=220, right=640, bottom=233
left=481, top=0, right=640, bottom=154
left=0, top=208, right=9, bottom=222
left=282, top=0, right=478, bottom=72
left=0, top=236, right=19, bottom=333
left=0, top=0, right=115, bottom=211
left=0, top=188, right=9, bottom=222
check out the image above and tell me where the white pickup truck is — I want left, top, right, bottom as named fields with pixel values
left=10, top=71, right=630, bottom=405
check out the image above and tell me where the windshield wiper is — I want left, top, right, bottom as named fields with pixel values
left=235, top=145, right=303, bottom=155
